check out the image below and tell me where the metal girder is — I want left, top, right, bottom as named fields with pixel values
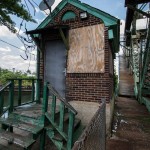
left=141, top=27, right=150, bottom=88
left=125, top=0, right=150, bottom=6
left=126, top=4, right=150, bottom=18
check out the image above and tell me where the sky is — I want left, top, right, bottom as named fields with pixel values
left=0, top=0, right=126, bottom=73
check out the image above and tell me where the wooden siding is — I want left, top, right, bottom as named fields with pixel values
left=67, top=24, right=105, bottom=73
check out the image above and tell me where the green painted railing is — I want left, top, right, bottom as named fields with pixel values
left=0, top=79, right=41, bottom=116
left=0, top=82, right=12, bottom=115
left=42, top=82, right=77, bottom=150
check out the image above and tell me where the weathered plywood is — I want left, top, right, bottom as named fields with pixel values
left=67, top=24, right=105, bottom=73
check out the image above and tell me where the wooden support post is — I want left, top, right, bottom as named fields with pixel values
left=18, top=79, right=22, bottom=106
left=51, top=95, right=56, bottom=122
left=36, top=79, right=40, bottom=103
left=67, top=111, right=75, bottom=150
left=59, top=27, right=69, bottom=50
left=42, top=82, right=49, bottom=113
left=0, top=92, right=4, bottom=115
left=40, top=129, right=46, bottom=150
left=31, top=79, right=35, bottom=102
left=9, top=80, right=14, bottom=113
left=59, top=102, right=65, bottom=131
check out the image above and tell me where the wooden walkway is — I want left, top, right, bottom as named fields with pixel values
left=119, top=56, right=134, bottom=97
left=107, top=55, right=150, bottom=150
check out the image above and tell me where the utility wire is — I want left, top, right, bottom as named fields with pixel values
left=0, top=39, right=36, bottom=56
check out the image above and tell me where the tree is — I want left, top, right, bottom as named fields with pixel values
left=0, top=0, right=35, bottom=33
left=0, top=68, right=35, bottom=86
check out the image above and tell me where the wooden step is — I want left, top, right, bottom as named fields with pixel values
left=9, top=113, right=44, bottom=127
left=0, top=117, right=43, bottom=135
left=0, top=129, right=35, bottom=149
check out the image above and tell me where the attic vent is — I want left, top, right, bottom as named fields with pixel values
left=62, top=11, right=76, bottom=21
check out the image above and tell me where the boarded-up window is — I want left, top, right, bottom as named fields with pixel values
left=67, top=24, right=105, bottom=73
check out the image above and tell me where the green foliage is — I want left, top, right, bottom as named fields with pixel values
left=0, top=67, right=35, bottom=86
left=0, top=0, right=36, bottom=33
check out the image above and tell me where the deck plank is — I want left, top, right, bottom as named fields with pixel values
left=0, top=129, right=35, bottom=148
left=0, top=117, right=43, bottom=134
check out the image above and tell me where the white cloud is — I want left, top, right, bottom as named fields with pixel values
left=0, top=55, right=36, bottom=72
left=0, top=26, right=16, bottom=38
left=0, top=25, right=23, bottom=38
left=20, top=46, right=25, bottom=50
left=15, top=27, right=24, bottom=35
left=35, top=7, right=40, bottom=13
left=0, top=47, right=11, bottom=52
left=2, top=55, right=20, bottom=61
left=52, top=0, right=62, bottom=10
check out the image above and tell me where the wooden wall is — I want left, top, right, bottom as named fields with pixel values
left=67, top=24, right=105, bottom=73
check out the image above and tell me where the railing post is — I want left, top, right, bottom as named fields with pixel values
left=18, top=79, right=22, bottom=106
left=59, top=102, right=65, bottom=131
left=67, top=111, right=75, bottom=150
left=9, top=80, right=14, bottom=113
left=31, top=79, right=35, bottom=102
left=42, top=82, right=49, bottom=113
left=36, top=79, right=40, bottom=103
left=51, top=95, right=56, bottom=122
left=0, top=91, right=4, bottom=115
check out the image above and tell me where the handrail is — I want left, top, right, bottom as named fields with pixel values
left=0, top=82, right=11, bottom=92
left=0, top=82, right=12, bottom=116
left=7, top=78, right=37, bottom=80
left=48, top=83, right=77, bottom=115
left=43, top=82, right=77, bottom=149
left=0, top=79, right=41, bottom=116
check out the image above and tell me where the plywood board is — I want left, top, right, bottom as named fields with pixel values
left=67, top=24, right=105, bottom=73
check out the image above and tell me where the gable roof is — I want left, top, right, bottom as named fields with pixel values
left=36, top=0, right=120, bottom=53
left=37, top=0, right=119, bottom=28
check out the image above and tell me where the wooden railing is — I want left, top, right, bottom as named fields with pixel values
left=42, top=82, right=77, bottom=150
left=0, top=79, right=41, bottom=116
left=0, top=82, right=12, bottom=115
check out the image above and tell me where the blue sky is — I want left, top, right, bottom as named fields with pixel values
left=0, top=0, right=126, bottom=72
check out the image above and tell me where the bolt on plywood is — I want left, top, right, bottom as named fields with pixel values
left=67, top=24, right=105, bottom=73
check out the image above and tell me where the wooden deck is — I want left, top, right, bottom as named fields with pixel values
left=0, top=101, right=82, bottom=150
left=107, top=55, right=150, bottom=150
left=119, top=56, right=134, bottom=97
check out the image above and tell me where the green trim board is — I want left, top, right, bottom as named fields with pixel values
left=35, top=0, right=120, bottom=53
left=109, top=29, right=114, bottom=39
left=37, top=0, right=119, bottom=28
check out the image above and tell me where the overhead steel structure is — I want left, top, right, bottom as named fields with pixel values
left=123, top=0, right=150, bottom=111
